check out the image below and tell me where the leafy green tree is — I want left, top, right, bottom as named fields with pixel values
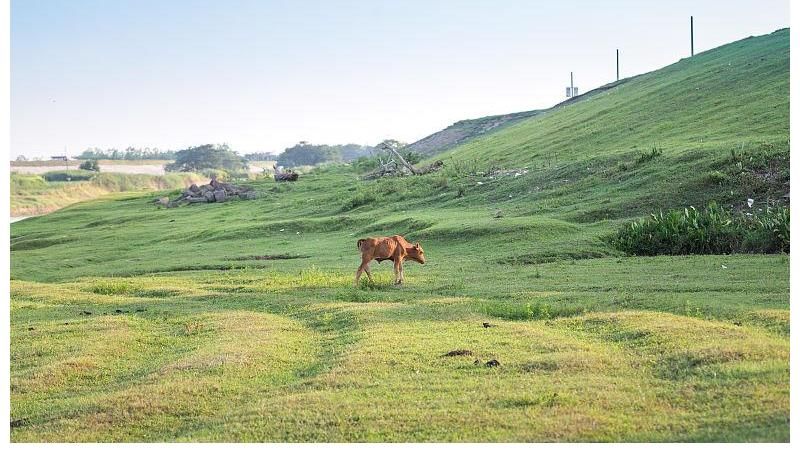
left=165, top=144, right=248, bottom=173
left=276, top=142, right=342, bottom=168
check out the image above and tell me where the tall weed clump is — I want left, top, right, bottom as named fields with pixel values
left=612, top=202, right=789, bottom=255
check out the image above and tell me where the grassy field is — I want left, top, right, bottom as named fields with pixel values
left=9, top=29, right=789, bottom=442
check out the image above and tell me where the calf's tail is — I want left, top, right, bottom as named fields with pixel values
left=356, top=238, right=366, bottom=251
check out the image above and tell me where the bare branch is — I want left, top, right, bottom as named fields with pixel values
left=380, top=142, right=419, bottom=175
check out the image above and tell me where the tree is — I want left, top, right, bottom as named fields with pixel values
left=15, top=155, right=28, bottom=162
left=77, top=147, right=177, bottom=160
left=276, top=142, right=341, bottom=168
left=165, top=144, right=248, bottom=173
left=339, top=144, right=376, bottom=161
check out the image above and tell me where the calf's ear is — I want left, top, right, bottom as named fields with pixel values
left=414, top=242, right=420, bottom=248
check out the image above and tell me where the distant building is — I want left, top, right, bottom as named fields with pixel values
left=50, top=155, right=69, bottom=161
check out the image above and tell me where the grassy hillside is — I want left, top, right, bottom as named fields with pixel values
left=9, top=29, right=789, bottom=442
left=407, top=78, right=632, bottom=156
left=11, top=171, right=205, bottom=217
left=425, top=30, right=788, bottom=221
left=407, top=109, right=545, bottom=156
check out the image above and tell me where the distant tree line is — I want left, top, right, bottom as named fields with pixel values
left=77, top=147, right=177, bottom=160
left=68, top=141, right=384, bottom=172
left=276, top=142, right=377, bottom=168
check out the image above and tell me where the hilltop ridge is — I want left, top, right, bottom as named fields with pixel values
left=408, top=78, right=633, bottom=156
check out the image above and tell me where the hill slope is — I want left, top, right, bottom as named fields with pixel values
left=9, top=29, right=789, bottom=442
left=407, top=78, right=632, bottom=156
left=421, top=28, right=789, bottom=219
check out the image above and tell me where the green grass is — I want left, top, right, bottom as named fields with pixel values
left=9, top=29, right=789, bottom=442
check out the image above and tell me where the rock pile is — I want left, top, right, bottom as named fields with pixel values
left=155, top=176, right=257, bottom=208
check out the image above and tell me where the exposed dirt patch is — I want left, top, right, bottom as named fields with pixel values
left=521, top=360, right=560, bottom=372
left=231, top=254, right=310, bottom=261
left=654, top=348, right=747, bottom=380
left=443, top=349, right=473, bottom=357
left=10, top=418, right=29, bottom=429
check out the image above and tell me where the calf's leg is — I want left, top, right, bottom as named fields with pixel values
left=355, top=256, right=372, bottom=287
left=394, top=260, right=404, bottom=285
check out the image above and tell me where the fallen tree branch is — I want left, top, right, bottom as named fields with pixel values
left=360, top=145, right=444, bottom=180
left=379, top=142, right=419, bottom=175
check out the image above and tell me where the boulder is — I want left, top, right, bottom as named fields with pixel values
left=213, top=190, right=227, bottom=202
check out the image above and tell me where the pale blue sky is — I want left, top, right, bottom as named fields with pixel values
left=11, top=0, right=789, bottom=157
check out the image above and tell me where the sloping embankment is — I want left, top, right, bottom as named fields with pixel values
left=11, top=172, right=206, bottom=217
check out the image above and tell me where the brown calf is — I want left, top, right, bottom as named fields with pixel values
left=355, top=235, right=426, bottom=286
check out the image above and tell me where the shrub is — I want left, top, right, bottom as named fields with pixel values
left=351, top=155, right=383, bottom=172
left=43, top=171, right=95, bottom=182
left=341, top=184, right=378, bottom=210
left=79, top=159, right=101, bottom=172
left=705, top=170, right=728, bottom=185
left=11, top=174, right=47, bottom=191
left=636, top=146, right=663, bottom=164
left=444, top=159, right=481, bottom=178
left=612, top=202, right=789, bottom=255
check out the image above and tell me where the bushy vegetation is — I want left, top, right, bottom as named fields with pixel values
left=277, top=142, right=376, bottom=168
left=10, top=173, right=47, bottom=190
left=635, top=146, right=664, bottom=164
left=42, top=170, right=96, bottom=182
left=79, top=159, right=101, bottom=171
left=612, top=202, right=789, bottom=255
left=710, top=143, right=790, bottom=200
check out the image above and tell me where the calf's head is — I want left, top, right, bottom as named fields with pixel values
left=407, top=242, right=426, bottom=264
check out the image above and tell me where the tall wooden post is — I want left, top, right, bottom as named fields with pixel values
left=616, top=49, right=619, bottom=81
left=690, top=16, right=694, bottom=56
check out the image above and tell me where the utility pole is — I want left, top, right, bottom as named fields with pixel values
left=566, top=72, right=578, bottom=99
left=616, top=49, right=619, bottom=81
left=690, top=16, right=694, bottom=56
